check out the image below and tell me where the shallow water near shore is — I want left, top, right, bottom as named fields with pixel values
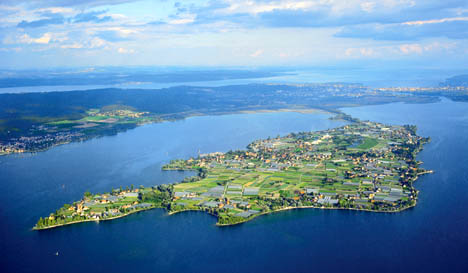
left=1, top=99, right=468, bottom=273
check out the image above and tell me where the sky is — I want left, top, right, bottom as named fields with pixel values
left=0, top=0, right=467, bottom=69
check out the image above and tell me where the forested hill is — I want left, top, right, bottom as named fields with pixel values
left=0, top=69, right=278, bottom=88
left=440, top=74, right=468, bottom=87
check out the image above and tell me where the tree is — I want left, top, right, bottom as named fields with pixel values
left=37, top=217, right=44, bottom=228
left=198, top=168, right=207, bottom=179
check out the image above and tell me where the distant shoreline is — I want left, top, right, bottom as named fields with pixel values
left=4, top=106, right=333, bottom=157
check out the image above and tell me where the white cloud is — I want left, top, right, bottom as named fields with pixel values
left=249, top=49, right=264, bottom=57
left=117, top=47, right=135, bottom=54
left=344, top=47, right=377, bottom=57
left=402, top=16, right=468, bottom=25
left=343, top=40, right=456, bottom=59
left=19, top=33, right=51, bottom=44
left=0, top=47, right=21, bottom=52
left=36, top=7, right=75, bottom=14
left=168, top=14, right=196, bottom=25
left=216, top=0, right=420, bottom=16
left=60, top=43, right=83, bottom=49
left=360, top=2, right=376, bottom=13
left=89, top=37, right=107, bottom=48
left=218, top=1, right=319, bottom=15
left=98, top=27, right=137, bottom=35
left=399, top=43, right=423, bottom=54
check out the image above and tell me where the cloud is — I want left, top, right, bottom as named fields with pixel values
left=216, top=1, right=319, bottom=15
left=60, top=43, right=83, bottom=49
left=335, top=18, right=468, bottom=40
left=0, top=47, right=22, bottom=52
left=16, top=9, right=113, bottom=28
left=399, top=44, right=423, bottom=54
left=59, top=36, right=114, bottom=50
left=344, top=47, right=379, bottom=58
left=168, top=16, right=195, bottom=25
left=17, top=17, right=64, bottom=28
left=1, top=0, right=141, bottom=9
left=360, top=2, right=376, bottom=13
left=342, top=41, right=458, bottom=59
left=184, top=0, right=468, bottom=28
left=117, top=47, right=135, bottom=54
left=402, top=17, right=468, bottom=25
left=89, top=37, right=107, bottom=48
left=17, top=11, right=66, bottom=28
left=249, top=49, right=264, bottom=57
left=19, top=33, right=52, bottom=44
left=0, top=0, right=467, bottom=68
left=96, top=30, right=132, bottom=42
left=73, top=10, right=112, bottom=23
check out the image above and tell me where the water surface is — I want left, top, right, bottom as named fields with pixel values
left=1, top=100, right=468, bottom=273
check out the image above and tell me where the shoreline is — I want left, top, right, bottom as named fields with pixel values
left=34, top=200, right=418, bottom=231
left=216, top=201, right=418, bottom=227
left=33, top=206, right=156, bottom=231
left=3, top=106, right=332, bottom=157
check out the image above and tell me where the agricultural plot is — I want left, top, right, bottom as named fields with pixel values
left=165, top=120, right=430, bottom=225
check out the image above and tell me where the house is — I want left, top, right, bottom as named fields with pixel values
left=317, top=196, right=339, bottom=205
left=124, top=192, right=139, bottom=198
left=235, top=210, right=260, bottom=218
left=306, top=188, right=319, bottom=195
left=174, top=191, right=190, bottom=198
left=133, top=203, right=153, bottom=209
left=227, top=184, right=242, bottom=190
left=238, top=201, right=251, bottom=209
left=202, top=201, right=220, bottom=208
left=107, top=196, right=120, bottom=202
left=243, top=187, right=259, bottom=196
left=362, top=180, right=373, bottom=185
left=343, top=182, right=360, bottom=186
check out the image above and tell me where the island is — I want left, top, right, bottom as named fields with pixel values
left=34, top=116, right=431, bottom=230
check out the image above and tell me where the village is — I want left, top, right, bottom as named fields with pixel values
left=34, top=186, right=158, bottom=230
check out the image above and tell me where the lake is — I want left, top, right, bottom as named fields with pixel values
left=1, top=99, right=467, bottom=272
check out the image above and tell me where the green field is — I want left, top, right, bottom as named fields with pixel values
left=163, top=121, right=428, bottom=225
left=356, top=137, right=379, bottom=149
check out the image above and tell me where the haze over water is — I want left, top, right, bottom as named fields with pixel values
left=1, top=98, right=467, bottom=272
left=1, top=67, right=464, bottom=94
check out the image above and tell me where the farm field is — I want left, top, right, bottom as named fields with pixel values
left=164, top=119, right=430, bottom=225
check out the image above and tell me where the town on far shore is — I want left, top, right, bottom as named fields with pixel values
left=34, top=116, right=432, bottom=230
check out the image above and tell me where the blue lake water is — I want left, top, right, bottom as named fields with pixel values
left=1, top=99, right=468, bottom=272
